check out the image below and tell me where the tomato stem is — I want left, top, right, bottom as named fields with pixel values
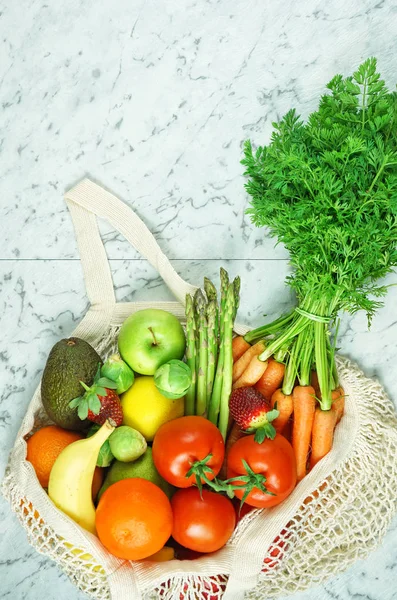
left=186, top=454, right=276, bottom=507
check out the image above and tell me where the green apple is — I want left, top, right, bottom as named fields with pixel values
left=118, top=309, right=186, bottom=375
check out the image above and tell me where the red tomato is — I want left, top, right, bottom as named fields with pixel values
left=152, top=416, right=224, bottom=488
left=171, top=487, right=236, bottom=553
left=227, top=434, right=297, bottom=508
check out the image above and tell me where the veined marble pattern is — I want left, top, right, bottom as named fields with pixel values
left=1, top=0, right=397, bottom=598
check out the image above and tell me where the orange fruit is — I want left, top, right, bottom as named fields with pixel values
left=26, top=425, right=83, bottom=488
left=96, top=478, right=173, bottom=560
left=92, top=467, right=105, bottom=503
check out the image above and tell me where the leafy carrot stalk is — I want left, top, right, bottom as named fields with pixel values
left=232, top=357, right=268, bottom=390
left=255, top=359, right=286, bottom=401
left=331, top=387, right=345, bottom=423
left=232, top=340, right=266, bottom=383
left=309, top=407, right=337, bottom=470
left=270, top=389, right=293, bottom=433
left=232, top=336, right=251, bottom=362
left=292, top=385, right=316, bottom=482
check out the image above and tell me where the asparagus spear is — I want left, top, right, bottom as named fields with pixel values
left=195, top=291, right=208, bottom=417
left=208, top=340, right=224, bottom=424
left=218, top=284, right=235, bottom=439
left=208, top=268, right=231, bottom=425
left=204, top=277, right=219, bottom=341
left=194, top=289, right=207, bottom=376
left=219, top=267, right=229, bottom=331
left=232, top=276, right=241, bottom=321
left=206, top=300, right=217, bottom=409
left=185, top=294, right=197, bottom=416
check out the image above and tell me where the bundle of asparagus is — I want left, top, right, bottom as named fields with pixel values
left=185, top=268, right=240, bottom=439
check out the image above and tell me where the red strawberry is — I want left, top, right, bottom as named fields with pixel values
left=229, top=387, right=279, bottom=443
left=69, top=365, right=123, bottom=426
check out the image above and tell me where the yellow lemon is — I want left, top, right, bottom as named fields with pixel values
left=121, top=376, right=184, bottom=441
left=144, top=546, right=175, bottom=562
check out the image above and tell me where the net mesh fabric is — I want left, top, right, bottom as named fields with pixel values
left=3, top=326, right=397, bottom=600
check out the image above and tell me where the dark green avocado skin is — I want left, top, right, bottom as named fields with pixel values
left=41, top=337, right=102, bottom=431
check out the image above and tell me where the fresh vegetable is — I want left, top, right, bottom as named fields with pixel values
left=226, top=434, right=297, bottom=508
left=108, top=425, right=147, bottom=462
left=309, top=407, right=337, bottom=470
left=69, top=366, right=123, bottom=426
left=118, top=308, right=186, bottom=375
left=41, top=337, right=102, bottom=431
left=270, top=389, right=293, bottom=434
left=120, top=376, right=184, bottom=441
left=96, top=478, right=173, bottom=560
left=292, top=385, right=316, bottom=481
left=232, top=356, right=268, bottom=389
left=255, top=358, right=286, bottom=401
left=185, top=269, right=240, bottom=435
left=171, top=487, right=236, bottom=553
left=86, top=424, right=114, bottom=467
left=154, top=359, right=192, bottom=400
left=101, top=354, right=135, bottom=394
left=184, top=295, right=197, bottom=416
left=152, top=416, right=225, bottom=489
left=206, top=300, right=218, bottom=406
left=232, top=340, right=266, bottom=383
left=331, top=387, right=345, bottom=423
left=243, top=58, right=397, bottom=467
left=232, top=336, right=251, bottom=362
left=229, top=387, right=279, bottom=442
left=48, top=420, right=115, bottom=534
left=217, top=283, right=235, bottom=438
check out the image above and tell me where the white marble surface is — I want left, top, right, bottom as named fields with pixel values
left=1, top=1, right=397, bottom=599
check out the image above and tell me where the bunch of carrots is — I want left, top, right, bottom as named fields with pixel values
left=229, top=336, right=345, bottom=482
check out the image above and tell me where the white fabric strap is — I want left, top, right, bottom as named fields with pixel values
left=65, top=178, right=198, bottom=306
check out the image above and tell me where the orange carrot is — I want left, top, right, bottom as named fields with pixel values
left=292, top=385, right=316, bottom=482
left=255, top=359, right=286, bottom=401
left=232, top=357, right=268, bottom=389
left=331, top=387, right=345, bottom=423
left=232, top=336, right=251, bottom=363
left=220, top=421, right=244, bottom=478
left=309, top=407, right=337, bottom=470
left=232, top=340, right=266, bottom=383
left=270, top=388, right=293, bottom=433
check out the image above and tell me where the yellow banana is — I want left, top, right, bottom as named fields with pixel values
left=48, top=420, right=115, bottom=534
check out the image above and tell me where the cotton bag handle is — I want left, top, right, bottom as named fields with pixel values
left=64, top=178, right=197, bottom=307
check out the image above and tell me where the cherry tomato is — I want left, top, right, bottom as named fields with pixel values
left=227, top=434, right=297, bottom=508
left=171, top=487, right=236, bottom=553
left=152, top=416, right=224, bottom=488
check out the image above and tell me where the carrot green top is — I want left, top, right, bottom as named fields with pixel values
left=243, top=57, right=397, bottom=324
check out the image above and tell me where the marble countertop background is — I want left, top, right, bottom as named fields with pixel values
left=1, top=0, right=397, bottom=598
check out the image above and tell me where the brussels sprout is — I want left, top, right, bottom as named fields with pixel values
left=109, top=426, right=147, bottom=462
left=101, top=354, right=135, bottom=394
left=86, top=424, right=114, bottom=467
left=154, top=359, right=192, bottom=400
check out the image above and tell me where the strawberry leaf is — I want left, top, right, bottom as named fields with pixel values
left=95, top=386, right=107, bottom=397
left=69, top=396, right=82, bottom=409
left=77, top=400, right=89, bottom=420
left=97, top=377, right=118, bottom=389
left=266, top=409, right=280, bottom=423
left=88, top=394, right=101, bottom=414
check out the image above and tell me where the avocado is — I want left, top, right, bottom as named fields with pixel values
left=98, top=447, right=174, bottom=501
left=41, top=337, right=102, bottom=431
